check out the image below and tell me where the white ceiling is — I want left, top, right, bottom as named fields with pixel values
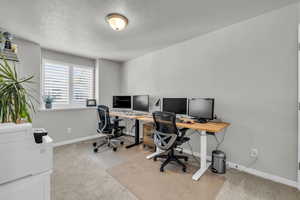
left=0, top=0, right=299, bottom=62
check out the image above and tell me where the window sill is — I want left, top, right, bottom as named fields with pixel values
left=38, top=106, right=97, bottom=112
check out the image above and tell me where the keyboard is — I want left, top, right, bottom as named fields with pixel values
left=113, top=110, right=149, bottom=116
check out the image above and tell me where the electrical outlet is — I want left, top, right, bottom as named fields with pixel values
left=67, top=128, right=72, bottom=134
left=250, top=148, right=258, bottom=158
left=227, top=162, right=240, bottom=170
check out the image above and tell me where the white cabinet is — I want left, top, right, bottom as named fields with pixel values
left=0, top=171, right=51, bottom=200
left=0, top=123, right=53, bottom=200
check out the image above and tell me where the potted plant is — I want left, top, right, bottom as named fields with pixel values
left=0, top=56, right=36, bottom=123
left=43, top=94, right=54, bottom=109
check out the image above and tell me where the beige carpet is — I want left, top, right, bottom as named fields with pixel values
left=216, top=169, right=300, bottom=200
left=108, top=153, right=225, bottom=200
left=52, top=139, right=300, bottom=200
left=51, top=142, right=138, bottom=200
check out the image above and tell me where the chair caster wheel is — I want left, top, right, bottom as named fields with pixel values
left=93, top=142, right=97, bottom=147
left=113, top=147, right=117, bottom=152
left=182, top=167, right=186, bottom=172
left=93, top=148, right=98, bottom=153
left=120, top=141, right=124, bottom=145
left=184, top=157, right=188, bottom=162
left=153, top=157, right=157, bottom=161
left=160, top=167, right=164, bottom=172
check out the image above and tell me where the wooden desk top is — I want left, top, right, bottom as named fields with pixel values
left=110, top=111, right=230, bottom=133
left=138, top=116, right=229, bottom=133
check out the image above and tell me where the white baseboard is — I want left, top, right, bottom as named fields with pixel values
left=181, top=148, right=298, bottom=189
left=53, top=134, right=101, bottom=147
left=54, top=132, right=135, bottom=147
left=226, top=162, right=298, bottom=188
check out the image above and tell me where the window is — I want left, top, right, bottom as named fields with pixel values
left=72, top=66, right=94, bottom=104
left=43, top=62, right=70, bottom=104
left=42, top=60, right=95, bottom=108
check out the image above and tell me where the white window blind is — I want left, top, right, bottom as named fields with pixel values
left=72, top=66, right=94, bottom=104
left=43, top=60, right=95, bottom=108
left=43, top=63, right=70, bottom=104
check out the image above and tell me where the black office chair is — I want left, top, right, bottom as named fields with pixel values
left=93, top=105, right=125, bottom=152
left=152, top=111, right=190, bottom=172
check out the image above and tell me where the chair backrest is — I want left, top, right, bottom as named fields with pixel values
left=97, top=105, right=112, bottom=133
left=152, top=111, right=178, bottom=150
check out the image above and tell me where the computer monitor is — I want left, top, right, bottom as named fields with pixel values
left=162, top=98, right=187, bottom=115
left=188, top=98, right=214, bottom=122
left=112, top=96, right=131, bottom=109
left=133, top=95, right=149, bottom=112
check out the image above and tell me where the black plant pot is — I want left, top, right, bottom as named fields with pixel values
left=45, top=102, right=52, bottom=109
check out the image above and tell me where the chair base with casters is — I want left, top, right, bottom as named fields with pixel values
left=154, top=148, right=189, bottom=172
left=93, top=130, right=125, bottom=152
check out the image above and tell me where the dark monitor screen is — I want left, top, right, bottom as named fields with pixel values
left=188, top=98, right=214, bottom=120
left=133, top=95, right=149, bottom=112
left=162, top=98, right=187, bottom=115
left=113, top=96, right=131, bottom=109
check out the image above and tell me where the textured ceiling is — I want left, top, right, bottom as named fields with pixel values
left=0, top=0, right=298, bottom=61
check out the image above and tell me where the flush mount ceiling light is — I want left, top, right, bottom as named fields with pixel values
left=105, top=13, right=128, bottom=31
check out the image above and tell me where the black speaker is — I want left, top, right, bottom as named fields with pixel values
left=33, top=128, right=48, bottom=144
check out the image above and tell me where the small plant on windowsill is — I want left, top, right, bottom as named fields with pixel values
left=43, top=95, right=54, bottom=109
left=0, top=56, right=36, bottom=123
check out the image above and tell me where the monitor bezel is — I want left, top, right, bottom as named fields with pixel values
left=188, top=98, right=215, bottom=120
left=112, top=95, right=132, bottom=109
left=132, top=95, right=150, bottom=112
left=162, top=97, right=188, bottom=115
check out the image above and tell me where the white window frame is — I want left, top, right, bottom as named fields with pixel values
left=41, top=59, right=95, bottom=109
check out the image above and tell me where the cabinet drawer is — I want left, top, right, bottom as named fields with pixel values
left=143, top=126, right=153, bottom=132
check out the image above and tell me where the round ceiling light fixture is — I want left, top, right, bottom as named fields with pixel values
left=105, top=13, right=128, bottom=31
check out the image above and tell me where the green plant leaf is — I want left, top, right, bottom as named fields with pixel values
left=0, top=56, right=36, bottom=123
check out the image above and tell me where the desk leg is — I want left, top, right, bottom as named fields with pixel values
left=192, top=130, right=211, bottom=181
left=126, top=119, right=142, bottom=148
left=146, top=148, right=164, bottom=159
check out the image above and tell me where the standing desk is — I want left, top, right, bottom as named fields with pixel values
left=110, top=111, right=146, bottom=149
left=138, top=116, right=230, bottom=180
left=110, top=111, right=230, bottom=181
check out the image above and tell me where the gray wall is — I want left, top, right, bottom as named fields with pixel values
left=121, top=4, right=299, bottom=181
left=42, top=49, right=95, bottom=67
left=98, top=59, right=122, bottom=107
left=14, top=39, right=121, bottom=143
